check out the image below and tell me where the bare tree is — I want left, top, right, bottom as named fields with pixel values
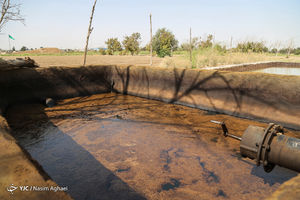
left=0, top=0, right=24, bottom=32
left=83, top=0, right=97, bottom=66
left=273, top=41, right=281, bottom=56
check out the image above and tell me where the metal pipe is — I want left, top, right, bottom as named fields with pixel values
left=227, top=134, right=242, bottom=141
left=268, top=135, right=300, bottom=173
left=210, top=120, right=241, bottom=141
left=211, top=121, right=300, bottom=173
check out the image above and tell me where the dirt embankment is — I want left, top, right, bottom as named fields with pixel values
left=111, top=65, right=300, bottom=130
left=0, top=115, right=73, bottom=200
left=23, top=48, right=62, bottom=54
left=1, top=65, right=300, bottom=130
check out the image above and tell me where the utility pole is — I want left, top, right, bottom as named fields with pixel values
left=150, top=13, right=153, bottom=66
left=189, top=27, right=192, bottom=62
left=230, top=36, right=233, bottom=49
left=83, top=0, right=97, bottom=66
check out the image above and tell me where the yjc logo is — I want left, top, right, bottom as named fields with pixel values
left=19, top=186, right=29, bottom=191
left=7, top=184, right=18, bottom=194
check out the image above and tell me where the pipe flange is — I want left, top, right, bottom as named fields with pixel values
left=261, top=129, right=276, bottom=172
left=256, top=123, right=275, bottom=166
left=258, top=124, right=283, bottom=172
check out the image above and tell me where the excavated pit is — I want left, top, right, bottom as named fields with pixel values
left=1, top=63, right=300, bottom=199
left=6, top=93, right=300, bottom=200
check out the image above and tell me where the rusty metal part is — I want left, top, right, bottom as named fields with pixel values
left=45, top=98, right=56, bottom=108
left=268, top=135, right=300, bottom=173
left=210, top=120, right=241, bottom=141
left=211, top=121, right=300, bottom=173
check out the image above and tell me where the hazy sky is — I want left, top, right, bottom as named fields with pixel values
left=0, top=0, right=299, bottom=50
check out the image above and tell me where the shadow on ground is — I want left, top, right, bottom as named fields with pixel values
left=6, top=104, right=146, bottom=200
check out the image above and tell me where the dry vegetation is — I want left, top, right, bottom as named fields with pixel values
left=160, top=50, right=300, bottom=68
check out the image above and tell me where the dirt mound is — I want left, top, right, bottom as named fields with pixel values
left=24, top=48, right=62, bottom=54
left=0, top=57, right=39, bottom=71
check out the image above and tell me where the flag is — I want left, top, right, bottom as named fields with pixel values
left=8, top=34, right=15, bottom=40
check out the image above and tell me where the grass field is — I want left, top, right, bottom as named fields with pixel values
left=1, top=50, right=300, bottom=68
left=160, top=49, right=300, bottom=68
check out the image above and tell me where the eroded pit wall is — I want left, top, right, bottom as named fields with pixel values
left=0, top=66, right=300, bottom=130
left=0, top=66, right=112, bottom=111
left=1, top=64, right=300, bottom=129
left=111, top=65, right=300, bottom=130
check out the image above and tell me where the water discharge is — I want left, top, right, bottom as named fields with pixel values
left=6, top=93, right=300, bottom=200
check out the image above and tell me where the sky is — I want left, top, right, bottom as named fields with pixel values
left=0, top=0, right=300, bottom=50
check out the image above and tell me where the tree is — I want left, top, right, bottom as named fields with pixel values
left=286, top=39, right=294, bottom=58
left=181, top=37, right=199, bottom=51
left=294, top=47, right=300, bottom=55
left=152, top=28, right=178, bottom=58
left=122, top=32, right=141, bottom=55
left=142, top=43, right=152, bottom=51
left=270, top=48, right=278, bottom=54
left=105, top=38, right=122, bottom=55
left=20, top=46, right=28, bottom=51
left=0, top=0, right=24, bottom=31
left=236, top=41, right=268, bottom=53
left=140, top=45, right=147, bottom=51
left=99, top=48, right=106, bottom=55
left=199, top=34, right=214, bottom=49
left=279, top=48, right=288, bottom=54
left=270, top=41, right=281, bottom=56
left=214, top=44, right=227, bottom=53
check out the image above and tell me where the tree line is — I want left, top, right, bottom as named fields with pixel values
left=102, top=29, right=300, bottom=58
left=9, top=31, right=300, bottom=57
left=1, top=1, right=299, bottom=57
left=102, top=28, right=178, bottom=57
